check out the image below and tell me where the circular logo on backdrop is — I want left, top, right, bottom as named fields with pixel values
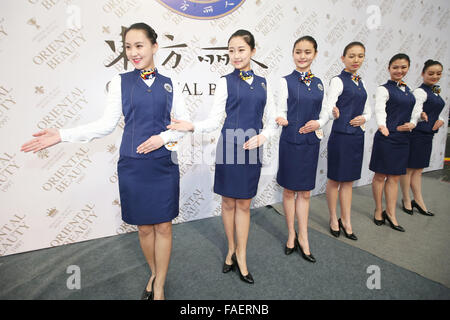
left=156, top=0, right=246, bottom=20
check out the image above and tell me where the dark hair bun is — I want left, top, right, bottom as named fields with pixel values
left=422, top=59, right=443, bottom=73
left=228, top=29, right=255, bottom=50
left=125, top=23, right=158, bottom=44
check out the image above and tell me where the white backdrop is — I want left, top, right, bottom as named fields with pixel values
left=0, top=0, right=449, bottom=256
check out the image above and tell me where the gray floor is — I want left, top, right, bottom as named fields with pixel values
left=0, top=194, right=449, bottom=300
left=272, top=171, right=450, bottom=288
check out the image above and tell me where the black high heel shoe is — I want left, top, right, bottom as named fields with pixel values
left=296, top=237, right=316, bottom=263
left=382, top=211, right=405, bottom=232
left=141, top=277, right=155, bottom=300
left=231, top=253, right=254, bottom=284
left=329, top=224, right=340, bottom=238
left=338, top=218, right=358, bottom=240
left=374, top=209, right=385, bottom=226
left=285, top=231, right=297, bottom=255
left=222, top=255, right=235, bottom=273
left=411, top=200, right=434, bottom=216
left=401, top=199, right=413, bottom=215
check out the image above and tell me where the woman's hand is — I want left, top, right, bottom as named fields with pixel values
left=137, top=135, right=164, bottom=154
left=243, top=134, right=267, bottom=150
left=167, top=118, right=194, bottom=132
left=275, top=117, right=288, bottom=127
left=420, top=112, right=428, bottom=122
left=349, top=115, right=366, bottom=127
left=332, top=106, right=340, bottom=119
left=378, top=126, right=389, bottom=137
left=432, top=119, right=445, bottom=131
left=396, top=122, right=416, bottom=132
left=299, top=120, right=320, bottom=134
left=21, top=128, right=61, bottom=153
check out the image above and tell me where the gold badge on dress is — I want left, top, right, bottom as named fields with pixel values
left=317, top=83, right=324, bottom=91
left=261, top=82, right=267, bottom=91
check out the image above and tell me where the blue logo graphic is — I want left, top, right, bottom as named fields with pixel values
left=156, top=0, right=245, bottom=20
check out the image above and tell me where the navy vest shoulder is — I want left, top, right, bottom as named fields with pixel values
left=331, top=70, right=367, bottom=135
left=221, top=69, right=267, bottom=144
left=414, top=84, right=445, bottom=134
left=280, top=70, right=324, bottom=145
left=382, top=80, right=416, bottom=132
left=119, top=69, right=173, bottom=158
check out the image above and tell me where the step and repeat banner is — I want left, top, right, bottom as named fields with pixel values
left=1, top=0, right=449, bottom=256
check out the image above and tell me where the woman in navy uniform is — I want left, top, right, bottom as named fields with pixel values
left=275, top=36, right=330, bottom=263
left=400, top=60, right=446, bottom=216
left=168, top=30, right=277, bottom=284
left=21, top=23, right=189, bottom=300
left=370, top=53, right=421, bottom=232
left=325, top=42, right=372, bottom=241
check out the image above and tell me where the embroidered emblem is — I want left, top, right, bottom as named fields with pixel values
left=164, top=83, right=173, bottom=93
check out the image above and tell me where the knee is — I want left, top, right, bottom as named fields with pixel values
left=298, top=191, right=311, bottom=200
left=236, top=200, right=251, bottom=212
left=138, top=225, right=154, bottom=237
left=154, top=222, right=172, bottom=237
left=222, top=198, right=236, bottom=212
left=387, top=175, right=400, bottom=183
left=327, top=179, right=339, bottom=189
left=283, top=189, right=296, bottom=199
left=373, top=173, right=386, bottom=183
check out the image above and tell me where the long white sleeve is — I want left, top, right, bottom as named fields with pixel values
left=59, top=75, right=122, bottom=143
left=193, top=77, right=228, bottom=133
left=159, top=81, right=190, bottom=144
left=276, top=78, right=288, bottom=119
left=321, top=77, right=343, bottom=126
left=374, top=86, right=389, bottom=127
left=360, top=79, right=372, bottom=123
left=411, top=88, right=427, bottom=126
left=260, top=81, right=278, bottom=140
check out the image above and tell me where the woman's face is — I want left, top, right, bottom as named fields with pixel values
left=389, top=59, right=410, bottom=81
left=423, top=65, right=443, bottom=86
left=342, top=45, right=365, bottom=74
left=125, top=29, right=158, bottom=71
left=292, top=40, right=317, bottom=72
left=228, top=36, right=255, bottom=71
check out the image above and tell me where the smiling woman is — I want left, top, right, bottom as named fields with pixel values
left=167, top=29, right=278, bottom=285
left=20, top=22, right=190, bottom=301
left=370, top=53, right=422, bottom=232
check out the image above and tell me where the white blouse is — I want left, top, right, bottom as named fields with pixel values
left=322, top=77, right=372, bottom=124
left=374, top=85, right=421, bottom=128
left=276, top=77, right=332, bottom=129
left=59, top=74, right=189, bottom=145
left=413, top=88, right=446, bottom=123
left=193, top=76, right=278, bottom=140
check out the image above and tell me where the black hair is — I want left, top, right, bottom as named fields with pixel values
left=422, top=59, right=443, bottom=73
left=228, top=29, right=255, bottom=50
left=124, top=23, right=158, bottom=44
left=292, top=36, right=318, bottom=52
left=389, top=53, right=410, bottom=67
left=343, top=41, right=365, bottom=56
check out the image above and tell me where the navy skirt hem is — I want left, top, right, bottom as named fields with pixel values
left=407, top=131, right=434, bottom=169
left=118, top=155, right=179, bottom=226
left=327, top=131, right=364, bottom=182
left=277, top=138, right=319, bottom=191
left=369, top=132, right=410, bottom=175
